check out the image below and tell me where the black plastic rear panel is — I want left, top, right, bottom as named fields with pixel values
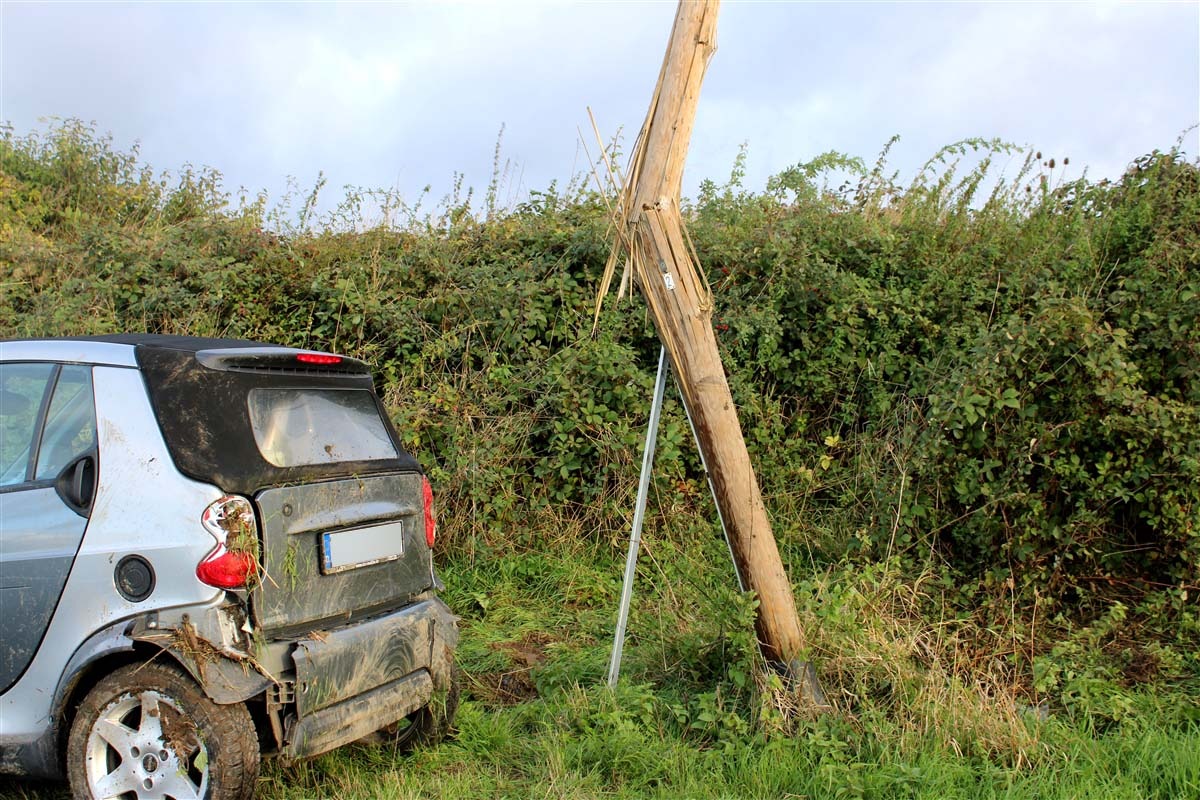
left=253, top=472, right=434, bottom=635
left=132, top=339, right=420, bottom=494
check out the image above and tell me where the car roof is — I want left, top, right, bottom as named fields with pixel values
left=0, top=334, right=284, bottom=367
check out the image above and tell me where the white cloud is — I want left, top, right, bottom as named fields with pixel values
left=1, top=0, right=1195, bottom=214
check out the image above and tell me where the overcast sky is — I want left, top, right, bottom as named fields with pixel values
left=2, top=1, right=1197, bottom=220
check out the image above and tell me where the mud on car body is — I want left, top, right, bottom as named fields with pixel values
left=0, top=334, right=459, bottom=799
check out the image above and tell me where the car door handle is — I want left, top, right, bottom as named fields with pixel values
left=56, top=451, right=97, bottom=517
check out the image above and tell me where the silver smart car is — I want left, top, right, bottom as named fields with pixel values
left=0, top=335, right=459, bottom=799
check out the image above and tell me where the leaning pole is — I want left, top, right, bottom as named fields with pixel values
left=598, top=0, right=825, bottom=703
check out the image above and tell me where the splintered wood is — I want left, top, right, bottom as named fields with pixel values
left=595, top=0, right=820, bottom=692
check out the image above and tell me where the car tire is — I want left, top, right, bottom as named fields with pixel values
left=376, top=660, right=461, bottom=752
left=66, top=661, right=259, bottom=800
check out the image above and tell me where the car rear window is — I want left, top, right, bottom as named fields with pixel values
left=247, top=388, right=398, bottom=467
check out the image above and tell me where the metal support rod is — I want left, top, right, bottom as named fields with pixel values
left=677, top=387, right=744, bottom=592
left=608, top=347, right=669, bottom=688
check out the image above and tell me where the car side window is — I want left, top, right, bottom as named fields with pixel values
left=0, top=362, right=57, bottom=487
left=35, top=365, right=97, bottom=480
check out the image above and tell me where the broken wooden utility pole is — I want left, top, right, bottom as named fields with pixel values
left=596, top=0, right=826, bottom=705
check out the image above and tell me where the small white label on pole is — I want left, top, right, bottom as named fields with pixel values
left=663, top=273, right=676, bottom=290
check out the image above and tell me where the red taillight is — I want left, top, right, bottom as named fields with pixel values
left=197, top=495, right=259, bottom=590
left=197, top=550, right=258, bottom=590
left=422, top=476, right=437, bottom=548
left=296, top=352, right=342, bottom=365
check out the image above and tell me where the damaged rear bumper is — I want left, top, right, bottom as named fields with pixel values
left=282, top=595, right=458, bottom=760
left=285, top=670, right=432, bottom=759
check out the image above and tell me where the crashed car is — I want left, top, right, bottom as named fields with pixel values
left=0, top=334, right=459, bottom=799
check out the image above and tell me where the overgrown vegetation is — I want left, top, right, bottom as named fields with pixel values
left=2, top=120, right=1197, bottom=799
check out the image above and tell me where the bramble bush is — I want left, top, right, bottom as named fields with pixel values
left=2, top=121, right=1197, bottom=630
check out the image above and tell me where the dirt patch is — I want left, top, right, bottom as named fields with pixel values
left=1120, top=644, right=1162, bottom=685
left=476, top=670, right=539, bottom=705
left=159, top=703, right=201, bottom=762
left=496, top=630, right=552, bottom=669
left=476, top=631, right=553, bottom=705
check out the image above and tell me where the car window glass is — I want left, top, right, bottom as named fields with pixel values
left=0, top=362, right=57, bottom=487
left=35, top=365, right=97, bottom=480
left=247, top=388, right=397, bottom=467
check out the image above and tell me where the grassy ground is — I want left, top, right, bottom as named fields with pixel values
left=271, top=495, right=1200, bottom=799
left=275, top=528, right=1200, bottom=800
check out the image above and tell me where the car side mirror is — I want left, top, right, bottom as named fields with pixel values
left=56, top=451, right=97, bottom=517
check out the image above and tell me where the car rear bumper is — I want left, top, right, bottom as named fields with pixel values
left=285, top=670, right=434, bottom=759
left=283, top=595, right=458, bottom=760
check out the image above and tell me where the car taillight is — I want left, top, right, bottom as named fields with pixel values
left=422, top=476, right=437, bottom=548
left=197, top=495, right=260, bottom=590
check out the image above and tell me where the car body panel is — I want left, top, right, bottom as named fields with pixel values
left=0, top=340, right=138, bottom=368
left=0, top=365, right=223, bottom=742
left=284, top=595, right=457, bottom=759
left=0, top=486, right=89, bottom=693
left=126, top=595, right=276, bottom=705
left=286, top=670, right=432, bottom=761
left=253, top=472, right=432, bottom=636
left=292, top=596, right=442, bottom=716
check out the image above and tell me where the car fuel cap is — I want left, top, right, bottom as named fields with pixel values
left=115, top=555, right=156, bottom=602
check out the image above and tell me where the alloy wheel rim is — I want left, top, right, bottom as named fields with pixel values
left=84, top=689, right=209, bottom=800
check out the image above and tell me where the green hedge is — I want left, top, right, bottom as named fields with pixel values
left=2, top=121, right=1196, bottom=618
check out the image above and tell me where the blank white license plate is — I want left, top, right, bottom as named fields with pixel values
left=321, top=521, right=405, bottom=574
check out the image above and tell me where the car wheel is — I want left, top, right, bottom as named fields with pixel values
left=379, top=661, right=461, bottom=752
left=66, top=662, right=259, bottom=800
